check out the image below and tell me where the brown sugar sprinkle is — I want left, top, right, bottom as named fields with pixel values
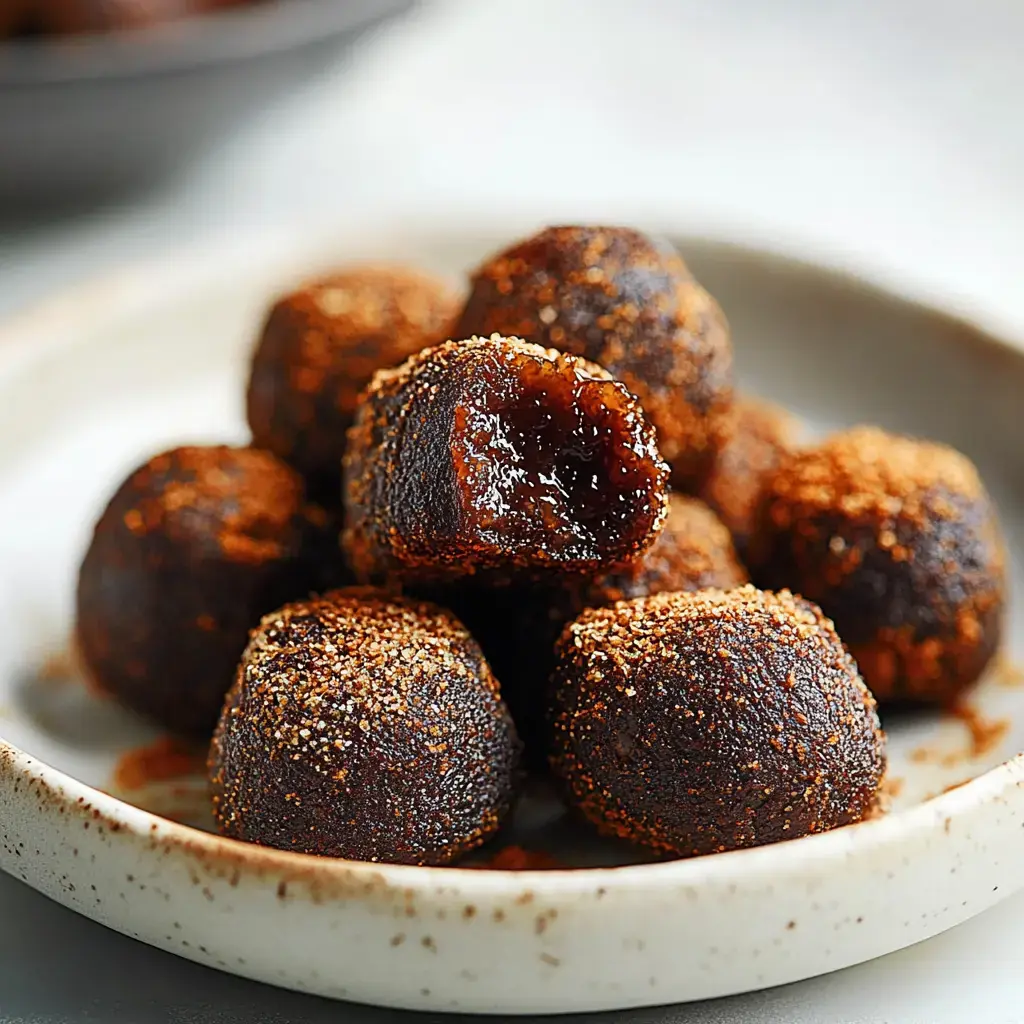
left=343, top=335, right=669, bottom=584
left=208, top=588, right=520, bottom=866
left=113, top=737, right=206, bottom=791
left=879, top=774, right=904, bottom=800
left=549, top=586, right=886, bottom=858
left=473, top=846, right=563, bottom=871
left=698, top=396, right=800, bottom=558
left=949, top=701, right=1010, bottom=759
left=119, top=446, right=306, bottom=565
left=752, top=427, right=1006, bottom=705
left=75, top=445, right=342, bottom=736
left=247, top=265, right=460, bottom=499
left=455, top=226, right=734, bottom=486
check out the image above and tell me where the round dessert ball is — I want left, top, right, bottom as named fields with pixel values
left=343, top=335, right=669, bottom=584
left=549, top=587, right=885, bottom=857
left=455, top=226, right=734, bottom=486
left=751, top=427, right=1006, bottom=704
left=247, top=266, right=460, bottom=500
left=76, top=445, right=338, bottom=736
left=209, top=589, right=520, bottom=864
left=698, top=396, right=800, bottom=559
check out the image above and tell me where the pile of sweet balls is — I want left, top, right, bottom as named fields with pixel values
left=75, top=226, right=1007, bottom=867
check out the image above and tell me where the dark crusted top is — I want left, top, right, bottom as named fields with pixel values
left=116, top=445, right=308, bottom=563
left=699, top=396, right=799, bottom=558
left=343, top=334, right=670, bottom=583
left=455, top=226, right=734, bottom=484
left=247, top=265, right=460, bottom=497
left=549, top=586, right=886, bottom=857
left=753, top=427, right=1006, bottom=702
left=209, top=588, right=519, bottom=865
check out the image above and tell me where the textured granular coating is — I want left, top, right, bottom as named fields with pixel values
left=455, top=226, right=734, bottom=485
left=76, top=446, right=342, bottom=736
left=343, top=335, right=669, bottom=584
left=699, top=396, right=800, bottom=559
left=209, top=588, right=520, bottom=865
left=247, top=265, right=460, bottom=500
left=431, top=498, right=746, bottom=763
left=549, top=586, right=886, bottom=857
left=751, top=427, right=1006, bottom=704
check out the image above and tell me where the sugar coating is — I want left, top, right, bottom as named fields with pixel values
left=209, top=588, right=520, bottom=865
left=247, top=265, right=460, bottom=498
left=455, top=226, right=734, bottom=485
left=752, top=426, right=1006, bottom=703
left=549, top=586, right=886, bottom=857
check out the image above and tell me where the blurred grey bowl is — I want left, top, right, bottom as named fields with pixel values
left=0, top=0, right=413, bottom=206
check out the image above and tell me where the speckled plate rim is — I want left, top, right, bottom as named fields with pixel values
left=0, top=219, right=1022, bottom=898
left=3, top=736, right=1024, bottom=899
left=1, top=220, right=1024, bottom=1012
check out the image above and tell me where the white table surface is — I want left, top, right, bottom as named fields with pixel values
left=2, top=2, right=1024, bottom=1021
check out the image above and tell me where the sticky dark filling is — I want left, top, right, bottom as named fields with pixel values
left=453, top=358, right=660, bottom=564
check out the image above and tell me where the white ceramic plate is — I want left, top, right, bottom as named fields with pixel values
left=0, top=225, right=1021, bottom=1016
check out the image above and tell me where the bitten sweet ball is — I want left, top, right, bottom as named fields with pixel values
left=343, top=335, right=670, bottom=584
left=247, top=266, right=460, bottom=499
left=549, top=587, right=886, bottom=858
left=209, top=589, right=520, bottom=865
left=76, top=445, right=337, bottom=735
left=455, top=226, right=734, bottom=486
left=751, top=426, right=1006, bottom=704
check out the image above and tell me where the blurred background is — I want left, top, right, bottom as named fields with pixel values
left=2, top=0, right=1023, bottom=337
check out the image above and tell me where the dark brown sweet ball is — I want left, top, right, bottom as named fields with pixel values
left=455, top=226, right=734, bottom=486
left=751, top=427, right=1006, bottom=704
left=698, top=396, right=800, bottom=559
left=76, top=446, right=339, bottom=736
left=549, top=587, right=886, bottom=858
left=209, top=589, right=520, bottom=864
left=247, top=266, right=460, bottom=501
left=343, top=335, right=670, bottom=584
